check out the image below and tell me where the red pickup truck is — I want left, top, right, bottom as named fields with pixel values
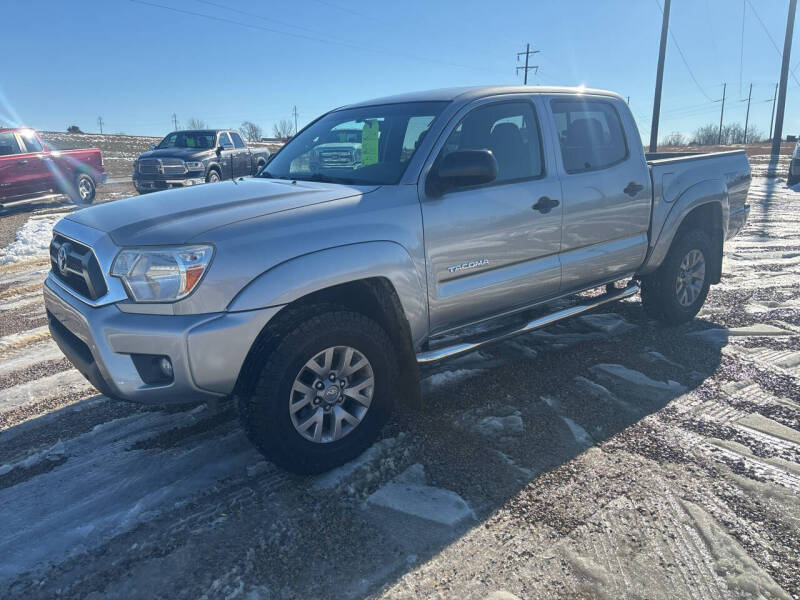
left=0, top=128, right=106, bottom=209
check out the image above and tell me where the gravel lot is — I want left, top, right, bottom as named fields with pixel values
left=0, top=147, right=797, bottom=599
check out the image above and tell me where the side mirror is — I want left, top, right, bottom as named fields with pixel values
left=428, top=149, right=498, bottom=196
left=150, top=143, right=157, bottom=150
left=216, top=145, right=226, bottom=155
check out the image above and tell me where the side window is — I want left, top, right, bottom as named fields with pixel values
left=551, top=99, right=628, bottom=173
left=230, top=132, right=246, bottom=148
left=0, top=132, right=22, bottom=156
left=19, top=131, right=43, bottom=153
left=217, top=132, right=233, bottom=148
left=440, top=101, right=543, bottom=183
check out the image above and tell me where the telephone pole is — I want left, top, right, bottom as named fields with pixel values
left=768, top=83, right=778, bottom=139
left=717, top=83, right=727, bottom=145
left=97, top=116, right=104, bottom=135
left=171, top=113, right=178, bottom=130
left=743, top=83, right=752, bottom=144
left=516, top=43, right=539, bottom=85
left=292, top=105, right=299, bottom=135
left=771, top=0, right=797, bottom=158
left=649, top=0, right=671, bottom=152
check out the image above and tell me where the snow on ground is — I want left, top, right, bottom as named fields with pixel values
left=0, top=170, right=798, bottom=599
left=0, top=212, right=70, bottom=265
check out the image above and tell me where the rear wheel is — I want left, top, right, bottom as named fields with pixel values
left=70, top=173, right=96, bottom=204
left=238, top=309, right=397, bottom=474
left=640, top=229, right=712, bottom=324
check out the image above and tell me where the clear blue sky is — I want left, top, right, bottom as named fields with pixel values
left=2, top=0, right=798, bottom=142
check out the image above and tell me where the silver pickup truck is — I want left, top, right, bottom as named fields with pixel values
left=44, top=86, right=750, bottom=473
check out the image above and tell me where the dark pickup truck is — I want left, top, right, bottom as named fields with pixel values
left=133, top=129, right=270, bottom=193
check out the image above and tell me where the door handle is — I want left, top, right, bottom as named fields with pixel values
left=532, top=196, right=560, bottom=214
left=17, top=159, right=28, bottom=165
left=624, top=181, right=644, bottom=197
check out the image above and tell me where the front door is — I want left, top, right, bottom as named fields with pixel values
left=420, top=98, right=563, bottom=334
left=545, top=96, right=651, bottom=291
left=216, top=132, right=235, bottom=179
left=229, top=131, right=251, bottom=177
left=0, top=131, right=32, bottom=199
left=17, top=129, right=54, bottom=195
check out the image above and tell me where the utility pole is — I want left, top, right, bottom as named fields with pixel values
left=516, top=43, right=539, bottom=85
left=171, top=113, right=178, bottom=130
left=717, top=83, right=727, bottom=145
left=292, top=105, right=299, bottom=135
left=743, top=83, right=752, bottom=144
left=768, top=83, right=778, bottom=139
left=649, top=0, right=671, bottom=152
left=626, top=96, right=630, bottom=105
left=771, top=0, right=797, bottom=158
left=97, top=116, right=104, bottom=135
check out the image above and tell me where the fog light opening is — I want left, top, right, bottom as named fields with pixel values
left=159, top=357, right=173, bottom=378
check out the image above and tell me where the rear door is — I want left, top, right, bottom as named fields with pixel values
left=0, top=131, right=31, bottom=198
left=216, top=132, right=235, bottom=179
left=229, top=131, right=251, bottom=177
left=545, top=95, right=651, bottom=291
left=420, top=96, right=563, bottom=334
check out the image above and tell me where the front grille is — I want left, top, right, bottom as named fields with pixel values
left=50, top=234, right=108, bottom=300
left=319, top=150, right=355, bottom=167
left=138, top=158, right=187, bottom=176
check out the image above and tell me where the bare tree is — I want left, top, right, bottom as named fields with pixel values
left=661, top=131, right=687, bottom=146
left=691, top=124, right=721, bottom=145
left=239, top=121, right=263, bottom=142
left=186, top=117, right=207, bottom=130
left=67, top=125, right=84, bottom=134
left=272, top=118, right=294, bottom=138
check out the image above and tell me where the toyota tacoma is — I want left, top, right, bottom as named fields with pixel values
left=44, top=86, right=750, bottom=473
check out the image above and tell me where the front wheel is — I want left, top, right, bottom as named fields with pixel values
left=206, top=169, right=221, bottom=183
left=238, top=310, right=397, bottom=474
left=640, top=229, right=712, bottom=324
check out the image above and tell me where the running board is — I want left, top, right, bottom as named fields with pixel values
left=416, top=283, right=640, bottom=364
left=0, top=193, right=63, bottom=209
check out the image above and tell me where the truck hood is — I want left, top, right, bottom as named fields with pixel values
left=138, top=147, right=211, bottom=160
left=66, top=178, right=377, bottom=246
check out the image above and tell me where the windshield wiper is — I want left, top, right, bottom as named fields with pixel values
left=299, top=173, right=356, bottom=185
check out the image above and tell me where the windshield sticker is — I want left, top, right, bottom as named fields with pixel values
left=361, top=120, right=379, bottom=166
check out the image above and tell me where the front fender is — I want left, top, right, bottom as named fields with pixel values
left=228, top=241, right=428, bottom=345
left=639, top=179, right=728, bottom=274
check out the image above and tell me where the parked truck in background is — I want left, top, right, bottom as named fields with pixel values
left=133, top=129, right=270, bottom=193
left=44, top=86, right=750, bottom=474
left=0, top=128, right=106, bottom=208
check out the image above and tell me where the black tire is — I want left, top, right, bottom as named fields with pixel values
left=70, top=173, right=96, bottom=204
left=255, top=160, right=266, bottom=175
left=206, top=169, right=221, bottom=183
left=640, top=229, right=713, bottom=325
left=238, top=309, right=397, bottom=474
left=788, top=174, right=799, bottom=186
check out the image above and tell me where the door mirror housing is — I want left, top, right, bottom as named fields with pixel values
left=428, top=149, right=498, bottom=196
left=150, top=143, right=157, bottom=150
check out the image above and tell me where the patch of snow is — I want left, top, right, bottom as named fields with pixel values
left=474, top=413, right=524, bottom=438
left=422, top=368, right=481, bottom=391
left=577, top=313, right=637, bottom=335
left=562, top=417, right=593, bottom=448
left=735, top=413, right=800, bottom=445
left=364, top=465, right=475, bottom=527
left=0, top=212, right=70, bottom=265
left=688, top=324, right=795, bottom=347
left=589, top=364, right=686, bottom=400
left=311, top=436, right=396, bottom=490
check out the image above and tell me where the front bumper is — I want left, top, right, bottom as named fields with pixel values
left=133, top=176, right=205, bottom=192
left=43, top=276, right=281, bottom=404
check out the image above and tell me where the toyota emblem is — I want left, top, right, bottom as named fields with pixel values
left=57, top=244, right=70, bottom=276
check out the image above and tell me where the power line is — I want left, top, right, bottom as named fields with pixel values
left=130, top=0, right=496, bottom=74
left=745, top=0, right=800, bottom=87
left=653, top=0, right=716, bottom=101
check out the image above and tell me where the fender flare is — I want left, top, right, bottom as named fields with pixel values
left=227, top=241, right=428, bottom=345
left=639, top=178, right=728, bottom=275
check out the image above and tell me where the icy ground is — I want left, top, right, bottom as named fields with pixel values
left=0, top=173, right=798, bottom=599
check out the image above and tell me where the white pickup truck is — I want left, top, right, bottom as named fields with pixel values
left=44, top=86, right=750, bottom=473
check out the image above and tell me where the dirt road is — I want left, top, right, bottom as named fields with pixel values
left=0, top=163, right=797, bottom=598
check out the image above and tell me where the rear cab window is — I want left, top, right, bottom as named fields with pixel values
left=551, top=98, right=628, bottom=173
left=0, top=132, right=22, bottom=156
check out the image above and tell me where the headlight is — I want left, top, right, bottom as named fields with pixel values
left=110, top=245, right=214, bottom=302
left=185, top=161, right=204, bottom=171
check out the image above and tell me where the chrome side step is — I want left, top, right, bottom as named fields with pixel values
left=416, top=283, right=640, bottom=364
left=0, top=193, right=64, bottom=209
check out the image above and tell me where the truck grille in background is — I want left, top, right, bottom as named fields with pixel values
left=138, top=158, right=187, bottom=176
left=49, top=234, right=108, bottom=301
left=319, top=150, right=355, bottom=167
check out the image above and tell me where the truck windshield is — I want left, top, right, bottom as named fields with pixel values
left=157, top=131, right=217, bottom=150
left=259, top=101, right=448, bottom=185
